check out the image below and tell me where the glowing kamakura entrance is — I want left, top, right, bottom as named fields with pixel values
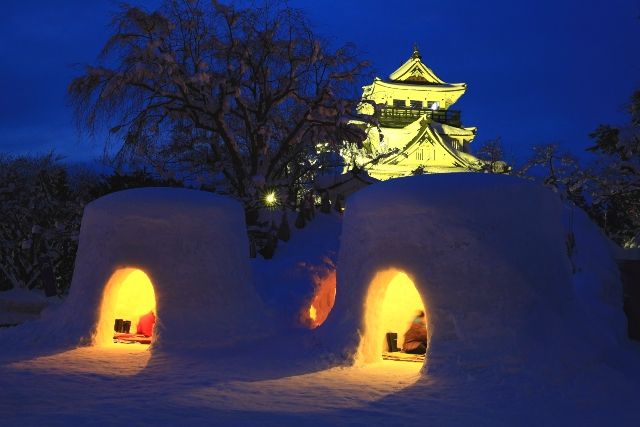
left=94, top=268, right=157, bottom=346
left=357, top=269, right=427, bottom=365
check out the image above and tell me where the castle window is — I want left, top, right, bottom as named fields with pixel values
left=393, top=99, right=406, bottom=108
left=410, top=100, right=423, bottom=109
left=427, top=101, right=440, bottom=110
left=416, top=149, right=423, bottom=161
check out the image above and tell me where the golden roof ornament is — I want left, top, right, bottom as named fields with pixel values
left=411, top=44, right=421, bottom=60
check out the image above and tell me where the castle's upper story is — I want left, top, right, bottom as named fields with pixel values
left=361, top=46, right=468, bottom=115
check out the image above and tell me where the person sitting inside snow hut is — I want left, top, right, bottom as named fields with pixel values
left=403, top=311, right=428, bottom=355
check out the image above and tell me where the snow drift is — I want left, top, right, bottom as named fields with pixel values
left=320, top=173, right=627, bottom=375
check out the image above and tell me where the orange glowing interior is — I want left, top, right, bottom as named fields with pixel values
left=356, top=269, right=426, bottom=364
left=303, top=268, right=336, bottom=329
left=94, top=268, right=157, bottom=347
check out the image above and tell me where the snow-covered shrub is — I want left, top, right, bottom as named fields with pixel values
left=0, top=154, right=82, bottom=295
left=0, top=156, right=188, bottom=295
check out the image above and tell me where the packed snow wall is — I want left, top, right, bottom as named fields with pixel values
left=2, top=188, right=272, bottom=352
left=320, top=173, right=626, bottom=375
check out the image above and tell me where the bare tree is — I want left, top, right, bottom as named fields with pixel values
left=69, top=0, right=370, bottom=210
left=475, top=137, right=510, bottom=173
left=518, top=143, right=589, bottom=206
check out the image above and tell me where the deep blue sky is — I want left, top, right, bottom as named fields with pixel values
left=1, top=0, right=639, bottom=165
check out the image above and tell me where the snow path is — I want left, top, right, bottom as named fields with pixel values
left=2, top=343, right=640, bottom=426
left=175, top=361, right=420, bottom=413
left=8, top=346, right=152, bottom=376
left=0, top=345, right=428, bottom=426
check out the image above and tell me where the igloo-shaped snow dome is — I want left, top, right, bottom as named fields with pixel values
left=320, top=173, right=626, bottom=375
left=41, top=187, right=271, bottom=351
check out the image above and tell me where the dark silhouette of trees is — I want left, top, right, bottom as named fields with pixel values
left=585, top=90, right=640, bottom=246
left=69, top=0, right=370, bottom=212
left=0, top=154, right=80, bottom=294
left=0, top=154, right=193, bottom=293
left=517, top=90, right=640, bottom=247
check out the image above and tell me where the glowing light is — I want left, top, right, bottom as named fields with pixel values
left=380, top=273, right=425, bottom=350
left=356, top=269, right=426, bottom=365
left=300, top=265, right=336, bottom=329
left=94, top=268, right=156, bottom=347
left=264, top=191, right=278, bottom=206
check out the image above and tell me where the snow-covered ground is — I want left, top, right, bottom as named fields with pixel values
left=2, top=338, right=639, bottom=426
left=1, top=175, right=640, bottom=426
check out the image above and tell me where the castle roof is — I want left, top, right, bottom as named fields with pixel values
left=388, top=46, right=453, bottom=85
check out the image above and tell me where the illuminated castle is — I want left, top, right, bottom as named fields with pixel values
left=349, top=46, right=482, bottom=179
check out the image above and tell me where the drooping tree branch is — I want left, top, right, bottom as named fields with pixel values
left=70, top=0, right=373, bottom=206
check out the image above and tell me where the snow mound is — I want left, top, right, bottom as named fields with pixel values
left=320, top=173, right=627, bottom=376
left=0, top=288, right=54, bottom=325
left=0, top=188, right=272, bottom=354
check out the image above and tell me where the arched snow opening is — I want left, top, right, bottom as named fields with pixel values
left=356, top=269, right=427, bottom=366
left=94, top=268, right=157, bottom=347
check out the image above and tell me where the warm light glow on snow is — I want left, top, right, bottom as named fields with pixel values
left=300, top=266, right=336, bottom=329
left=10, top=345, right=151, bottom=377
left=94, top=268, right=157, bottom=347
left=356, top=269, right=426, bottom=365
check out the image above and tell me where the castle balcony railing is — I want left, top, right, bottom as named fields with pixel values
left=377, top=106, right=461, bottom=128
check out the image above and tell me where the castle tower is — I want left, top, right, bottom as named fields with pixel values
left=350, top=46, right=482, bottom=179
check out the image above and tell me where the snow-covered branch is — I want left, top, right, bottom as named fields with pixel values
left=70, top=0, right=372, bottom=207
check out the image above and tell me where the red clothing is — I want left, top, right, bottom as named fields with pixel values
left=403, top=321, right=427, bottom=352
left=136, top=311, right=156, bottom=337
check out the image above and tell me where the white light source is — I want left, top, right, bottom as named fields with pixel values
left=264, top=191, right=278, bottom=206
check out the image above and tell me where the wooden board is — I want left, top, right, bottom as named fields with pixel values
left=113, top=334, right=151, bottom=344
left=382, top=351, right=425, bottom=363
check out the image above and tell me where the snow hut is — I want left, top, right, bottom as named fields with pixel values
left=41, top=188, right=271, bottom=350
left=321, top=174, right=627, bottom=375
left=314, top=169, right=379, bottom=207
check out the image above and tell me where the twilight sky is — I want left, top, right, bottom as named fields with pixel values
left=1, top=0, right=639, bottom=165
